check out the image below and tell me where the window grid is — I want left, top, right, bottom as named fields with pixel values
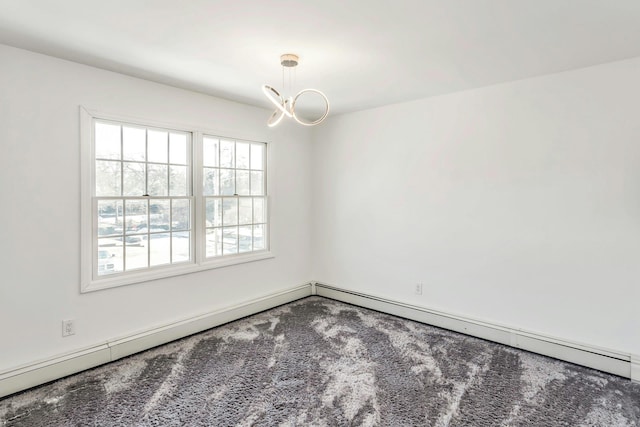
left=203, top=136, right=267, bottom=259
left=94, top=119, right=193, bottom=279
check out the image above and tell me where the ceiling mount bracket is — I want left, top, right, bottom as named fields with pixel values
left=280, top=54, right=299, bottom=68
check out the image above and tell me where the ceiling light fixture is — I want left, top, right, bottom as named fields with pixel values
left=262, top=54, right=329, bottom=127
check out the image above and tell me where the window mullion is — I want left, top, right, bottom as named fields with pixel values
left=144, top=129, right=149, bottom=196
left=120, top=126, right=128, bottom=273
left=122, top=201, right=127, bottom=272
left=251, top=197, right=255, bottom=252
left=147, top=198, right=151, bottom=267
left=248, top=143, right=252, bottom=194
left=233, top=140, right=237, bottom=196
left=166, top=131, right=170, bottom=197
left=191, top=132, right=202, bottom=265
left=169, top=198, right=174, bottom=263
left=120, top=125, right=124, bottom=200
left=235, top=197, right=239, bottom=251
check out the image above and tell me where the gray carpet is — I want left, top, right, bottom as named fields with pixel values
left=1, top=296, right=639, bottom=426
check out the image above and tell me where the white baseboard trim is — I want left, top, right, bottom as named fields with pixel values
left=0, top=346, right=112, bottom=400
left=0, top=284, right=312, bottom=398
left=2, top=281, right=635, bottom=399
left=632, top=355, right=640, bottom=384
left=314, top=282, right=634, bottom=380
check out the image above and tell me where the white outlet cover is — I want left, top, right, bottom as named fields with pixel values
left=62, top=319, right=75, bottom=337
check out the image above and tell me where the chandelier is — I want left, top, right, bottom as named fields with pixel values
left=262, top=54, right=330, bottom=127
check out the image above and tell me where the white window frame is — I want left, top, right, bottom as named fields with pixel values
left=80, top=107, right=273, bottom=292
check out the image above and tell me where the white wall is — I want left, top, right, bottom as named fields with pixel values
left=311, top=57, right=640, bottom=355
left=0, top=44, right=312, bottom=371
left=2, top=41, right=638, bottom=375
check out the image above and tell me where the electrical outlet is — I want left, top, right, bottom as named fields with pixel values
left=415, top=283, right=423, bottom=295
left=62, top=319, right=75, bottom=337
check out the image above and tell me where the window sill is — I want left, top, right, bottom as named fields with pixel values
left=82, top=251, right=274, bottom=293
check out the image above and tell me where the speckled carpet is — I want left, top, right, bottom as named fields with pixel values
left=1, top=296, right=639, bottom=426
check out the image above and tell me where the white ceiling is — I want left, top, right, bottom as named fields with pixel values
left=2, top=0, right=640, bottom=116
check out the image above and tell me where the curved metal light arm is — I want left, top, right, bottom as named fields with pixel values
left=262, top=85, right=293, bottom=118
left=291, top=89, right=330, bottom=126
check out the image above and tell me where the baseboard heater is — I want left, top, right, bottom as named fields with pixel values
left=1, top=282, right=637, bottom=399
left=313, top=282, right=639, bottom=383
left=0, top=284, right=312, bottom=399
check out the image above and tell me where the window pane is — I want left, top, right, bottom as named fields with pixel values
left=239, top=198, right=252, bottom=225
left=236, top=170, right=250, bottom=195
left=147, top=164, right=168, bottom=196
left=236, top=142, right=250, bottom=169
left=253, top=224, right=265, bottom=250
left=222, top=198, right=237, bottom=226
left=220, top=169, right=235, bottom=195
left=124, top=200, right=147, bottom=235
left=170, top=133, right=188, bottom=165
left=206, top=228, right=222, bottom=258
left=150, top=199, right=170, bottom=230
left=203, top=168, right=219, bottom=196
left=253, top=197, right=265, bottom=223
left=96, top=160, right=121, bottom=196
left=95, top=122, right=120, bottom=160
left=121, top=235, right=144, bottom=247
left=203, top=136, right=219, bottom=167
left=170, top=165, right=188, bottom=196
left=123, top=162, right=146, bottom=196
left=222, top=227, right=238, bottom=255
left=149, top=233, right=170, bottom=267
left=172, top=231, right=190, bottom=263
left=172, top=199, right=190, bottom=231
left=125, top=243, right=148, bottom=271
left=98, top=200, right=123, bottom=237
left=206, top=198, right=222, bottom=227
left=148, top=130, right=168, bottom=163
left=239, top=225, right=252, bottom=253
left=123, top=126, right=146, bottom=161
left=97, top=242, right=122, bottom=276
left=251, top=144, right=264, bottom=170
left=220, top=140, right=235, bottom=168
left=250, top=171, right=264, bottom=196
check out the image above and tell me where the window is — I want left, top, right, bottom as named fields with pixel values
left=203, top=137, right=267, bottom=258
left=81, top=109, right=271, bottom=292
left=93, top=121, right=193, bottom=277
